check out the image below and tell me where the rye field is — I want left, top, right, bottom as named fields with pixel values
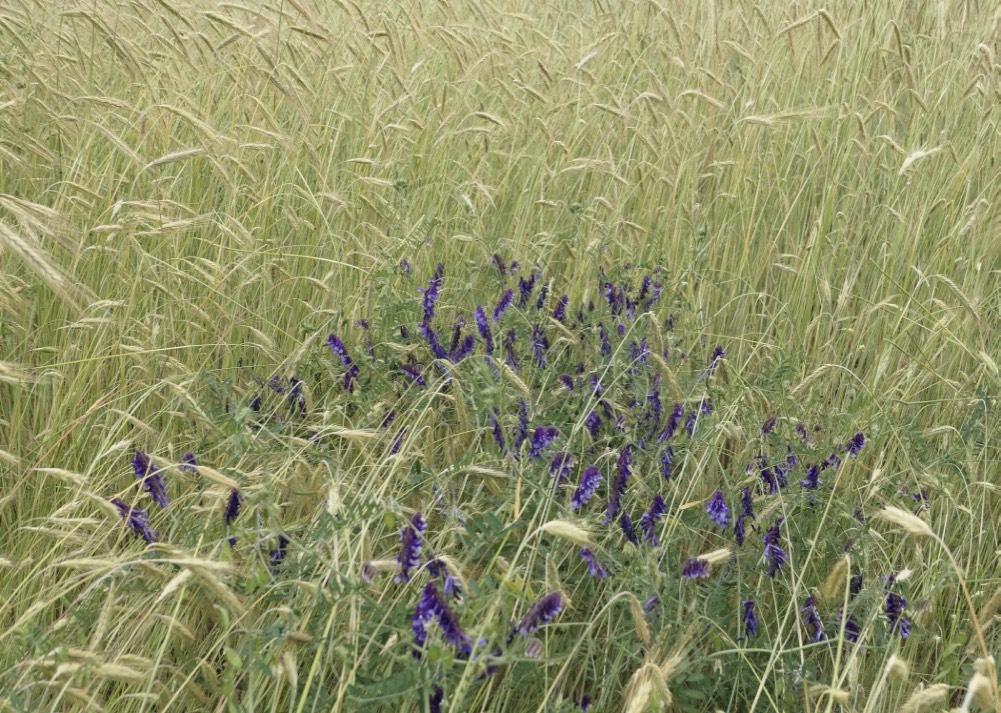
left=1, top=0, right=999, bottom=710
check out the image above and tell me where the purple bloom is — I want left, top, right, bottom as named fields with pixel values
left=802, top=596, right=825, bottom=642
left=839, top=609, right=861, bottom=643
left=110, top=498, right=158, bottom=544
left=421, top=264, right=444, bottom=321
left=450, top=334, right=476, bottom=362
left=579, top=693, right=592, bottom=711
left=585, top=410, right=602, bottom=438
left=682, top=558, right=710, bottom=579
left=659, top=446, right=674, bottom=480
left=180, top=452, right=198, bottom=473
left=430, top=686, right=443, bottom=713
left=740, top=487, right=754, bottom=519
left=531, top=324, right=549, bottom=368
left=535, top=284, right=549, bottom=310
left=571, top=466, right=602, bottom=512
left=550, top=452, right=575, bottom=482
left=800, top=464, right=821, bottom=490
left=604, top=445, right=633, bottom=524
left=517, top=273, right=536, bottom=308
left=559, top=374, right=574, bottom=391
left=620, top=512, right=638, bottom=544
left=599, top=323, right=612, bottom=356
left=390, top=428, right=407, bottom=454
left=401, top=363, right=426, bottom=387
left=553, top=295, right=569, bottom=322
left=516, top=592, right=563, bottom=636
left=664, top=403, right=685, bottom=442
left=706, top=490, right=730, bottom=529
left=529, top=426, right=558, bottom=459
left=427, top=558, right=460, bottom=599
left=639, top=495, right=667, bottom=545
left=823, top=452, right=842, bottom=470
left=475, top=306, right=494, bottom=354
left=734, top=516, right=747, bottom=546
left=224, top=489, right=242, bottom=526
left=885, top=591, right=910, bottom=639
left=847, top=432, right=865, bottom=458
left=269, top=534, right=290, bottom=572
left=492, top=253, right=507, bottom=275
left=503, top=329, right=519, bottom=370
left=419, top=322, right=449, bottom=361
left=628, top=339, right=650, bottom=368
left=786, top=448, right=799, bottom=469
left=326, top=334, right=360, bottom=392
left=743, top=600, right=758, bottom=638
left=493, top=289, right=514, bottom=322
left=396, top=512, right=427, bottom=583
left=761, top=416, right=777, bottom=435
left=411, top=584, right=435, bottom=655
left=706, top=345, right=725, bottom=377
left=132, top=451, right=169, bottom=509
left=763, top=518, right=786, bottom=577
left=489, top=409, right=506, bottom=454
left=580, top=548, right=608, bottom=579
left=760, top=465, right=779, bottom=495
left=643, top=595, right=660, bottom=614
left=513, top=399, right=529, bottom=452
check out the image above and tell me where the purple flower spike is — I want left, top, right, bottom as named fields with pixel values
left=549, top=452, right=575, bottom=482
left=529, top=426, right=559, bottom=459
left=847, top=432, right=865, bottom=458
left=599, top=323, right=612, bottom=356
left=559, top=374, right=574, bottom=391
left=659, top=446, right=674, bottom=480
left=706, top=345, right=725, bottom=377
left=513, top=399, right=529, bottom=452
left=761, top=416, right=777, bottom=435
left=802, top=597, right=826, bottom=642
left=326, top=334, right=360, bottom=392
left=475, top=306, right=494, bottom=354
left=706, top=490, right=730, bottom=529
left=580, top=548, right=608, bottom=578
left=396, top=512, right=427, bottom=583
left=489, top=409, right=506, bottom=454
left=640, top=495, right=667, bottom=545
left=553, top=295, right=569, bottom=322
left=740, top=487, right=754, bottom=519
left=503, top=329, right=520, bottom=370
left=421, top=264, right=444, bottom=322
left=451, top=334, right=476, bottom=362
left=535, top=284, right=549, bottom=311
left=493, top=288, right=514, bottom=322
left=401, top=363, right=426, bottom=387
left=516, top=592, right=563, bottom=636
left=604, top=445, right=633, bottom=524
left=885, top=591, right=909, bottom=639
left=839, top=609, right=861, bottom=643
left=800, top=464, right=821, bottom=490
left=430, top=686, right=444, bottom=713
left=224, top=489, right=243, bottom=526
left=743, top=600, right=758, bottom=638
left=571, top=466, right=602, bottom=512
left=419, top=322, right=449, bottom=361
left=531, top=324, right=549, bottom=368
left=734, top=516, right=747, bottom=546
left=620, top=512, right=639, bottom=544
left=658, top=403, right=684, bottom=442
left=682, top=558, right=710, bottom=580
left=132, top=451, right=169, bottom=509
left=585, top=410, right=602, bottom=438
left=763, top=518, right=786, bottom=577
left=180, top=452, right=198, bottom=473
left=517, top=273, right=537, bottom=308
left=111, top=498, right=158, bottom=544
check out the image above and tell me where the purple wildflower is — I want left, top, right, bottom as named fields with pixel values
left=492, top=253, right=507, bottom=275
left=535, top=284, right=549, bottom=310
left=786, top=448, right=799, bottom=469
left=760, top=465, right=779, bottom=495
left=110, top=498, right=158, bottom=544
left=639, top=495, right=667, bottom=545
left=531, top=324, right=549, bottom=368
left=571, top=466, right=602, bottom=512
left=132, top=451, right=169, bottom=509
left=396, top=512, right=427, bottom=583
left=706, top=345, right=725, bottom=377
left=180, top=452, right=198, bottom=473
left=801, top=464, right=821, bottom=490
left=419, top=322, right=449, bottom=361
left=390, top=428, right=407, bottom=454
left=823, top=452, right=842, bottom=470
left=513, top=399, right=529, bottom=452
left=743, top=600, right=758, bottom=638
left=847, top=432, right=865, bottom=458
left=475, top=306, right=494, bottom=354
left=579, top=693, right=592, bottom=711
left=706, top=490, right=730, bottom=529
left=434, top=590, right=473, bottom=655
left=411, top=584, right=435, bottom=656
left=529, top=426, right=558, bottom=459
left=682, top=558, right=710, bottom=580
left=740, top=487, right=754, bottom=519
left=421, top=264, right=444, bottom=321
left=430, top=686, right=443, bottom=713
left=802, top=597, right=826, bottom=642
left=401, top=363, right=426, bottom=387
left=516, top=592, right=563, bottom=636
left=553, top=295, right=568, bottom=322
left=620, top=512, right=639, bottom=544
left=585, top=410, right=602, bottom=438
left=604, top=445, right=633, bottom=524
left=658, top=403, right=684, bottom=442
left=659, top=446, right=674, bottom=480
left=493, top=289, right=514, bottom=322
left=643, top=595, right=660, bottom=614
left=580, top=548, right=608, bottom=579
left=224, top=489, right=243, bottom=526
left=269, top=534, right=290, bottom=572
left=599, top=323, right=612, bottom=356
left=550, top=452, right=575, bottom=482
left=517, top=273, right=536, bottom=308
left=450, top=334, right=476, bottom=362
left=427, top=558, right=460, bottom=599
left=559, top=374, right=574, bottom=391
left=326, top=334, right=360, bottom=392
left=734, top=517, right=747, bottom=546
left=761, top=416, right=777, bottom=435
left=839, top=609, right=861, bottom=643
left=503, top=329, right=519, bottom=370
left=489, top=409, right=506, bottom=454
left=885, top=591, right=910, bottom=640
left=763, top=518, right=786, bottom=577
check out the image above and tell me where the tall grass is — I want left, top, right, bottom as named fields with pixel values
left=1, top=0, right=999, bottom=710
